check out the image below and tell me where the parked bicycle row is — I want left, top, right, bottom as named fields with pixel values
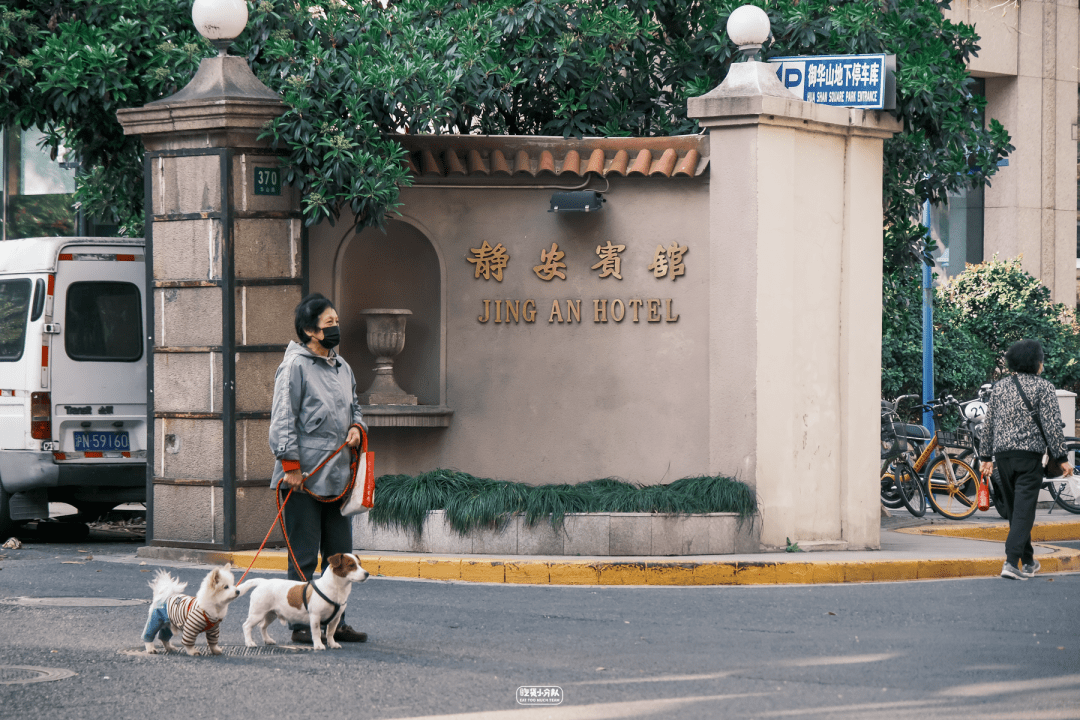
left=880, top=387, right=1080, bottom=519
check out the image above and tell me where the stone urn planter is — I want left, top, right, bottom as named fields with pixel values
left=357, top=308, right=417, bottom=405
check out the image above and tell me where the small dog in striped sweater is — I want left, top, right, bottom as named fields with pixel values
left=142, top=567, right=245, bottom=656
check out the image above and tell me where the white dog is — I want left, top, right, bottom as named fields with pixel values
left=142, top=566, right=244, bottom=656
left=238, top=553, right=369, bottom=651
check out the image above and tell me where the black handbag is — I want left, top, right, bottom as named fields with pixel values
left=1010, top=375, right=1066, bottom=478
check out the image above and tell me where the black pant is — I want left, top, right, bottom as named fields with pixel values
left=278, top=487, right=354, bottom=629
left=996, top=452, right=1043, bottom=567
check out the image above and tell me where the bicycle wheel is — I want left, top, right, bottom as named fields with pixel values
left=1047, top=442, right=1080, bottom=514
left=880, top=461, right=904, bottom=509
left=924, top=456, right=978, bottom=519
left=895, top=461, right=926, bottom=517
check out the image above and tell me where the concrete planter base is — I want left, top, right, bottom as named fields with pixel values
left=353, top=511, right=760, bottom=556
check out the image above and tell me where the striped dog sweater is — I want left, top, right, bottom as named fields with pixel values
left=142, top=595, right=221, bottom=648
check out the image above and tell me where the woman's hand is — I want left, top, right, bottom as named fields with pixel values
left=346, top=425, right=362, bottom=448
left=980, top=460, right=994, bottom=481
left=1060, top=461, right=1073, bottom=477
left=282, top=469, right=305, bottom=490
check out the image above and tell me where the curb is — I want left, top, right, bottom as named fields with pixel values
left=896, top=521, right=1080, bottom=543
left=135, top=526, right=1080, bottom=587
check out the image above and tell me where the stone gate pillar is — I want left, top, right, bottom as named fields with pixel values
left=117, top=56, right=301, bottom=551
left=689, top=61, right=902, bottom=550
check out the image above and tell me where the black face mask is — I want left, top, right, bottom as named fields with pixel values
left=317, top=326, right=340, bottom=350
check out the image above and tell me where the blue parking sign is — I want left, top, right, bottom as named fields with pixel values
left=768, top=55, right=895, bottom=110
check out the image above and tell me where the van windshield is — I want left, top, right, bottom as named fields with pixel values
left=65, top=281, right=143, bottom=362
left=0, top=279, right=31, bottom=361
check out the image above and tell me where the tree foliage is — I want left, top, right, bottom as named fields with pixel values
left=882, top=257, right=1080, bottom=403
left=0, top=0, right=1010, bottom=250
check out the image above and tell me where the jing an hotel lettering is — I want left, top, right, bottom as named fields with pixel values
left=478, top=298, right=679, bottom=324
left=469, top=240, right=686, bottom=325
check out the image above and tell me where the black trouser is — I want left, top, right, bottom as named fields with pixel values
left=278, top=487, right=354, bottom=629
left=995, top=452, right=1043, bottom=567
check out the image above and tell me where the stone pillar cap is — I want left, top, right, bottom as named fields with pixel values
left=116, top=55, right=285, bottom=143
left=150, top=55, right=282, bottom=106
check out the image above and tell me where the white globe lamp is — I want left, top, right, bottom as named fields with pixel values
left=191, top=0, right=249, bottom=56
left=727, top=5, right=771, bottom=60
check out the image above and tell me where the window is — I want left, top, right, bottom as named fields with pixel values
left=1, top=126, right=78, bottom=241
left=64, top=282, right=142, bottom=361
left=0, top=278, right=31, bottom=361
left=931, top=184, right=985, bottom=277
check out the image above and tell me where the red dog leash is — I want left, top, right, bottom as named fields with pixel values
left=238, top=427, right=365, bottom=584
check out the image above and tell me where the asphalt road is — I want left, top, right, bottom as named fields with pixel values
left=1, top=531, right=1078, bottom=720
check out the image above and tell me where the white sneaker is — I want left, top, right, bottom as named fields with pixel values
left=1024, top=559, right=1041, bottom=575
left=1000, top=562, right=1032, bottom=580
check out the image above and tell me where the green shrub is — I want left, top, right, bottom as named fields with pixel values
left=368, top=471, right=757, bottom=537
left=882, top=256, right=1080, bottom=406
left=939, top=256, right=1080, bottom=393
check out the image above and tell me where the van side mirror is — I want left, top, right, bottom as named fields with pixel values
left=30, top=278, right=45, bottom=321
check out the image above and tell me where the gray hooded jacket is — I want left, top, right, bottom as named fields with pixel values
left=269, top=341, right=366, bottom=497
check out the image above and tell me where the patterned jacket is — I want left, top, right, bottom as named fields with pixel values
left=980, top=373, right=1066, bottom=462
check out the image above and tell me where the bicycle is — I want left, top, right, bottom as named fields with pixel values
left=881, top=395, right=927, bottom=517
left=882, top=394, right=981, bottom=519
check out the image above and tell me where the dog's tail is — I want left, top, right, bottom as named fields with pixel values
left=149, top=569, right=187, bottom=604
left=236, top=578, right=265, bottom=596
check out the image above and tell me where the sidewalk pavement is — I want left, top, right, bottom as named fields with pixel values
left=137, top=507, right=1080, bottom=586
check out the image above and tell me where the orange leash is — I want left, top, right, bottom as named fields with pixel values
left=238, top=436, right=362, bottom=584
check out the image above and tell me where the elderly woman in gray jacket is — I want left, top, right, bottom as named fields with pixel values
left=979, top=339, right=1072, bottom=580
left=269, top=292, right=368, bottom=643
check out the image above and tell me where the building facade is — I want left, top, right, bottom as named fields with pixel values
left=940, top=0, right=1079, bottom=306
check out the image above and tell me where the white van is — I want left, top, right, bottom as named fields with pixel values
left=0, top=237, right=146, bottom=534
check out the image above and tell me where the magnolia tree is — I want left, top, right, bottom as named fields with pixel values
left=0, top=0, right=1010, bottom=267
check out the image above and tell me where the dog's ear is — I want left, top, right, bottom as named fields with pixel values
left=328, top=554, right=343, bottom=568
left=212, top=567, right=230, bottom=587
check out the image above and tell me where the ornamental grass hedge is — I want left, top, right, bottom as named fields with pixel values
left=368, top=471, right=757, bottom=537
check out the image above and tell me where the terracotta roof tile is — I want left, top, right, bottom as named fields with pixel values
left=444, top=149, right=466, bottom=176
left=628, top=149, right=652, bottom=175
left=651, top=148, right=678, bottom=177
left=491, top=149, right=511, bottom=175
left=467, top=149, right=487, bottom=175
left=608, top=149, right=630, bottom=176
left=673, top=149, right=700, bottom=177
left=420, top=149, right=442, bottom=176
left=560, top=149, right=581, bottom=175
left=514, top=150, right=531, bottom=175
left=391, top=134, right=708, bottom=179
left=537, top=150, right=556, bottom=174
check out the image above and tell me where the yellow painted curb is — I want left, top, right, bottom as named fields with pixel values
left=898, top=521, right=1080, bottom=543
left=505, top=561, right=550, bottom=584
left=461, top=560, right=505, bottom=583
left=644, top=563, right=697, bottom=586
left=692, top=563, right=735, bottom=585
left=212, top=543, right=1080, bottom=587
left=734, top=562, right=777, bottom=585
left=548, top=562, right=600, bottom=585
left=599, top=562, right=650, bottom=585
left=419, top=557, right=461, bottom=581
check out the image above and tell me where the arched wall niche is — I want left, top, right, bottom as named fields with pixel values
left=335, top=219, right=443, bottom=406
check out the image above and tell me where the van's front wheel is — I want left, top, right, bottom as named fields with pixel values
left=0, top=485, right=16, bottom=538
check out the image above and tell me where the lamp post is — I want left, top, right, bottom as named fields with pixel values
left=726, top=5, right=771, bottom=61
left=191, top=0, right=249, bottom=55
